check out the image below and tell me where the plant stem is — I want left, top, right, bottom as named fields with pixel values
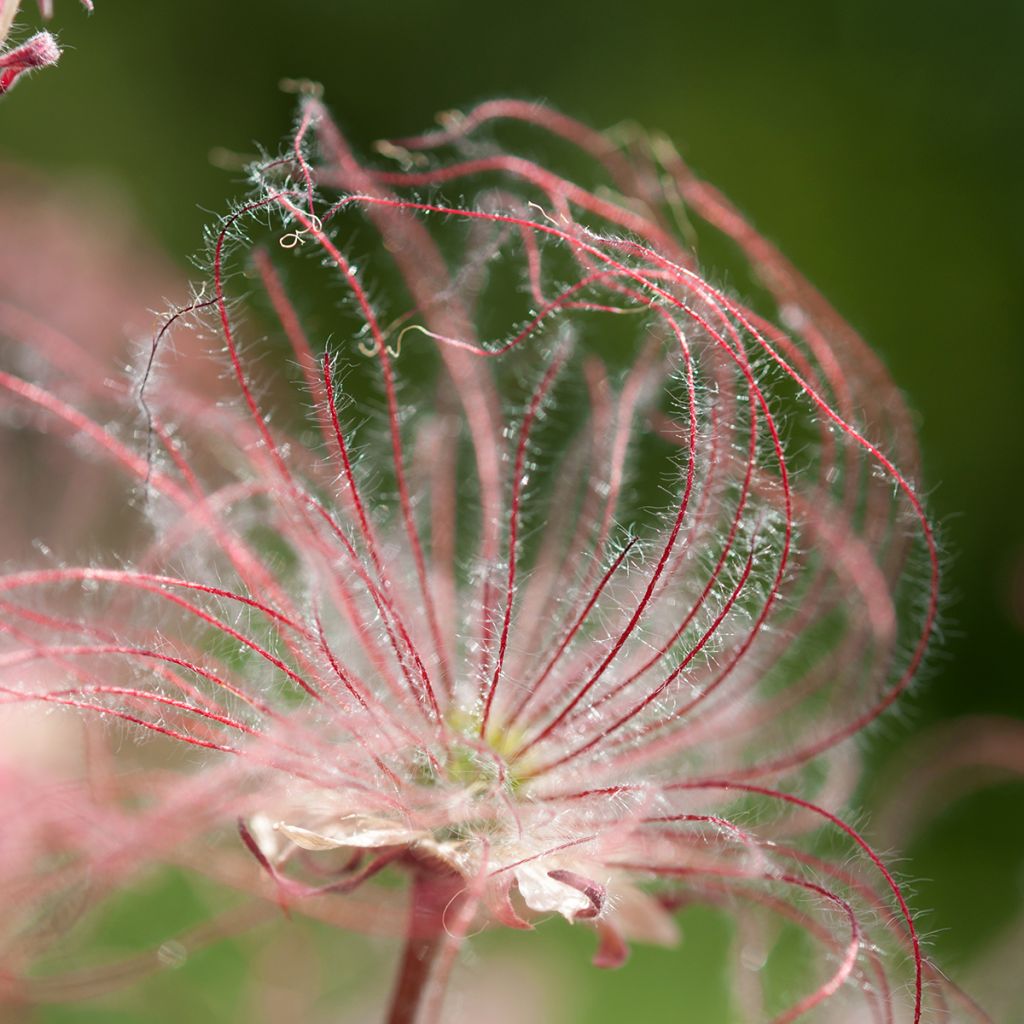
left=384, top=872, right=460, bottom=1024
left=385, top=924, right=441, bottom=1023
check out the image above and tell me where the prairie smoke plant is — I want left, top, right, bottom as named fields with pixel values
left=0, top=99, right=986, bottom=1022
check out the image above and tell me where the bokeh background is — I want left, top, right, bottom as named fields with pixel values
left=3, top=0, right=1022, bottom=1020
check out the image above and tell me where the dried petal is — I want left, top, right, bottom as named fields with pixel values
left=514, top=862, right=594, bottom=921
left=276, top=817, right=427, bottom=851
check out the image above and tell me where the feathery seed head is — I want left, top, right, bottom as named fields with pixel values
left=0, top=99, right=975, bottom=1022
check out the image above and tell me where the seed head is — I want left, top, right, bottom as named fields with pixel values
left=0, top=99, right=985, bottom=1022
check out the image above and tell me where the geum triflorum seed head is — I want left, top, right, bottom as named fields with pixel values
left=0, top=99, right=988, bottom=1022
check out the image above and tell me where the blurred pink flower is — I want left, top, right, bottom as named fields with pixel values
left=0, top=164, right=224, bottom=1008
left=0, top=99, right=988, bottom=1022
left=0, top=163, right=181, bottom=560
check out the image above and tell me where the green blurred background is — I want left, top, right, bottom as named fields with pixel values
left=3, top=0, right=1023, bottom=1020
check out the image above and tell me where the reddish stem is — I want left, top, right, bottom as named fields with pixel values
left=385, top=872, right=460, bottom=1024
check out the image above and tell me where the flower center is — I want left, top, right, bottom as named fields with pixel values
left=416, top=708, right=531, bottom=796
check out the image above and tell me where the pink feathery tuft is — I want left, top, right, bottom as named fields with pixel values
left=0, top=98, right=986, bottom=1023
